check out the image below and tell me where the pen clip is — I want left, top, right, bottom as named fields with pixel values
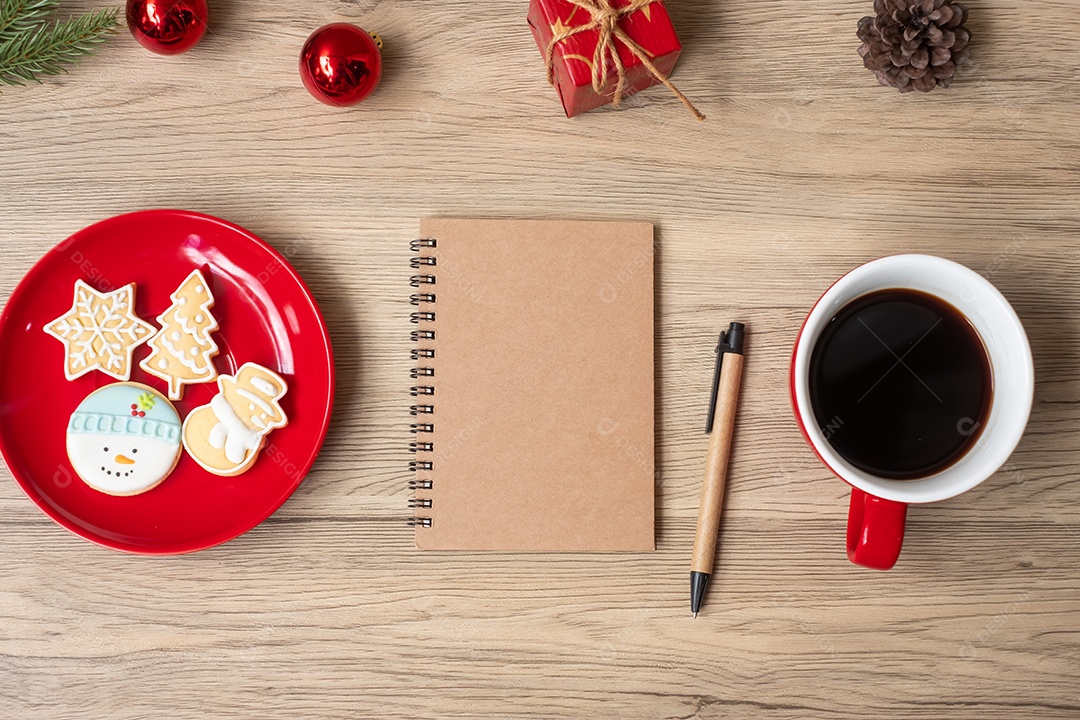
left=705, top=322, right=746, bottom=434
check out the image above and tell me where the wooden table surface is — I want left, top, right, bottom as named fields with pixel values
left=2, top=1, right=1078, bottom=718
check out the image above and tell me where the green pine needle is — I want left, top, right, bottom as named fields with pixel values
left=0, top=5, right=120, bottom=87
left=0, top=0, right=59, bottom=43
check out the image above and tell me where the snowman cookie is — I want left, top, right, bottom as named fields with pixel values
left=182, top=363, right=289, bottom=476
left=66, top=382, right=182, bottom=496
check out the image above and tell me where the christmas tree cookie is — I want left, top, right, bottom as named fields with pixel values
left=44, top=281, right=155, bottom=381
left=182, top=363, right=289, bottom=476
left=66, top=382, right=182, bottom=496
left=140, top=269, right=220, bottom=400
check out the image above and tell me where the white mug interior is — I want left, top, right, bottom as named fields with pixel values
left=792, top=255, right=1034, bottom=504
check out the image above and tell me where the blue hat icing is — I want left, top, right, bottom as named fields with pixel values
left=68, top=384, right=181, bottom=443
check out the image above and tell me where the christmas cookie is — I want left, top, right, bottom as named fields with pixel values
left=140, top=269, right=220, bottom=400
left=182, top=363, right=289, bottom=476
left=66, top=383, right=182, bottom=496
left=44, top=281, right=156, bottom=381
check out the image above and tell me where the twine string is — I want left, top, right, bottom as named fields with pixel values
left=543, top=0, right=705, bottom=121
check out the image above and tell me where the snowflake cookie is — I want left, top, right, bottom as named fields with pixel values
left=44, top=281, right=156, bottom=381
left=140, top=269, right=221, bottom=400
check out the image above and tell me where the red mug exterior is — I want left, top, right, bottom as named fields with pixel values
left=790, top=255, right=1034, bottom=570
left=846, top=489, right=907, bottom=570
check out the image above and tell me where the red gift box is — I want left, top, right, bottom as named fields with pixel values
left=528, top=0, right=699, bottom=119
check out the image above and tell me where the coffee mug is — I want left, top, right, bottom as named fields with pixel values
left=790, top=255, right=1034, bottom=569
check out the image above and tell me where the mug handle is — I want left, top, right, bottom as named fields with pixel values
left=846, top=487, right=907, bottom=570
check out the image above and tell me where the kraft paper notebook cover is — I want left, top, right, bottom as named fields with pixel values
left=409, top=218, right=655, bottom=551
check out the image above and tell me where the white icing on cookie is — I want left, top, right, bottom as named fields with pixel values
left=209, top=393, right=262, bottom=465
left=66, top=383, right=181, bottom=496
left=139, top=269, right=220, bottom=400
left=237, top=388, right=276, bottom=417
left=250, top=377, right=277, bottom=396
left=67, top=433, right=179, bottom=495
left=44, top=281, right=155, bottom=381
left=181, top=362, right=289, bottom=477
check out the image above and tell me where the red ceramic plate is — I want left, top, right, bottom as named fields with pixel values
left=0, top=210, right=334, bottom=554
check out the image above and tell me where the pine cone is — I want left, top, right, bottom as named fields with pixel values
left=857, top=0, right=971, bottom=93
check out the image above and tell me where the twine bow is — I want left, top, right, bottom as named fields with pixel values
left=544, top=0, right=705, bottom=121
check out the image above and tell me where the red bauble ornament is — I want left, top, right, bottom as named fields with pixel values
left=300, top=23, right=383, bottom=107
left=126, top=0, right=209, bottom=55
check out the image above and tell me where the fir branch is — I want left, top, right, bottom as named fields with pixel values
left=0, top=6, right=119, bottom=86
left=0, top=0, right=59, bottom=43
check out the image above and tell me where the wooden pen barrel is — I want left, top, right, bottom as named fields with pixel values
left=692, top=353, right=744, bottom=573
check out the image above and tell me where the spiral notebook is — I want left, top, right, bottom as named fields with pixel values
left=409, top=218, right=655, bottom=551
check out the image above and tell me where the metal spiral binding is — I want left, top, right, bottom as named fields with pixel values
left=410, top=238, right=437, bottom=528
left=411, top=238, right=436, bottom=251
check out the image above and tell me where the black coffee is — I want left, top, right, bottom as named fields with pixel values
left=809, top=289, right=992, bottom=480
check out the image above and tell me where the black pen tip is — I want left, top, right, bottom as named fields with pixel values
left=690, top=571, right=710, bottom=616
left=725, top=322, right=746, bottom=354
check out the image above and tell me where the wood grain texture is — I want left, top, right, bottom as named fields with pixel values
left=1, top=1, right=1078, bottom=718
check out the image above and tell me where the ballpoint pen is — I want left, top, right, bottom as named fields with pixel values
left=690, top=322, right=746, bottom=617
